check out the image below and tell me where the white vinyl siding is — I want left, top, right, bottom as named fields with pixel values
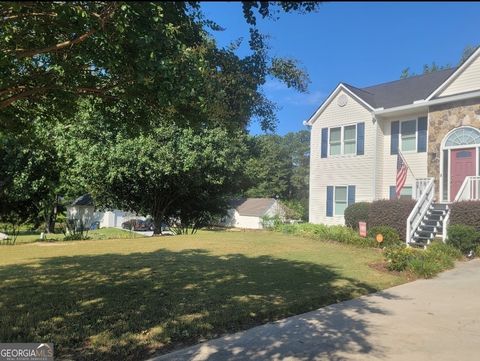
left=380, top=116, right=428, bottom=199
left=309, top=90, right=374, bottom=225
left=438, top=53, right=480, bottom=97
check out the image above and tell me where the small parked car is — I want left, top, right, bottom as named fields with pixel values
left=121, top=219, right=154, bottom=231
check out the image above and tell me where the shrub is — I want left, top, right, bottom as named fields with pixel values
left=368, top=199, right=416, bottom=241
left=344, top=202, right=371, bottom=230
left=384, top=242, right=462, bottom=277
left=449, top=201, right=480, bottom=230
left=261, top=215, right=283, bottom=230
left=63, top=233, right=90, bottom=241
left=428, top=241, right=463, bottom=260
left=367, top=225, right=402, bottom=247
left=384, top=245, right=420, bottom=271
left=275, top=223, right=377, bottom=248
left=406, top=255, right=443, bottom=278
left=447, top=224, right=480, bottom=254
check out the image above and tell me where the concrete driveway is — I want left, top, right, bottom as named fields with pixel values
left=151, top=259, right=480, bottom=361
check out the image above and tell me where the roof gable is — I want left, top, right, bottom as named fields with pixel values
left=428, top=47, right=480, bottom=99
left=230, top=198, right=276, bottom=217
left=306, top=84, right=374, bottom=125
left=306, top=47, right=480, bottom=125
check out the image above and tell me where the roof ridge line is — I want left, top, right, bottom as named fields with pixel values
left=360, top=67, right=457, bottom=90
left=343, top=83, right=375, bottom=95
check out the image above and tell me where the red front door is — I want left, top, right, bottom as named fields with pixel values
left=450, top=148, right=477, bottom=200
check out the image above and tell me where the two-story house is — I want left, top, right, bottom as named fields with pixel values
left=307, top=47, right=480, bottom=245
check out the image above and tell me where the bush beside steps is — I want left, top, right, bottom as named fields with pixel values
left=274, top=222, right=466, bottom=279
left=384, top=242, right=463, bottom=278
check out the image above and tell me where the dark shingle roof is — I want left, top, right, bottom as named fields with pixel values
left=344, top=67, right=457, bottom=109
left=229, top=198, right=276, bottom=217
left=71, top=194, right=94, bottom=206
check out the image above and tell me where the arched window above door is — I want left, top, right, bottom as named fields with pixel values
left=444, top=127, right=480, bottom=147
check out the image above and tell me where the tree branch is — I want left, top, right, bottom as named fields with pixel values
left=0, top=87, right=51, bottom=109
left=1, top=12, right=58, bottom=22
left=12, top=3, right=119, bottom=59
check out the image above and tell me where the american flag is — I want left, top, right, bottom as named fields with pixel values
left=396, top=152, right=408, bottom=198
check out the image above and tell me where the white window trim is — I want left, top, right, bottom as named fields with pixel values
left=329, top=127, right=342, bottom=156
left=334, top=185, right=349, bottom=216
left=328, top=123, right=358, bottom=157
left=400, top=119, right=417, bottom=153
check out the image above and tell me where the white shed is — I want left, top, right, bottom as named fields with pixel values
left=66, top=194, right=145, bottom=229
left=221, top=198, right=286, bottom=230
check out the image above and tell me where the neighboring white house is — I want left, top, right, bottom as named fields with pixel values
left=66, top=194, right=145, bottom=229
left=307, top=47, right=480, bottom=245
left=220, top=198, right=286, bottom=229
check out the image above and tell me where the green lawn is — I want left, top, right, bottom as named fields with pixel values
left=0, top=230, right=406, bottom=360
left=9, top=227, right=142, bottom=244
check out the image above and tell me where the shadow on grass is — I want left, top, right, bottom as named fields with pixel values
left=0, top=248, right=398, bottom=360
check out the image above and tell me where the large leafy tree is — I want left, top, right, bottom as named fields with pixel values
left=0, top=121, right=61, bottom=232
left=1, top=2, right=320, bottom=232
left=1, top=1, right=318, bottom=131
left=63, top=103, right=247, bottom=234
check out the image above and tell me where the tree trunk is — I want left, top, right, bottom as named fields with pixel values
left=43, top=195, right=58, bottom=234
left=152, top=212, right=163, bottom=235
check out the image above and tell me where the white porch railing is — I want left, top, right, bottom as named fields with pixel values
left=406, top=178, right=435, bottom=245
left=442, top=211, right=450, bottom=242
left=454, top=176, right=480, bottom=201
left=414, top=178, right=432, bottom=200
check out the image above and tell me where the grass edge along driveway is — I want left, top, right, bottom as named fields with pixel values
left=0, top=230, right=405, bottom=360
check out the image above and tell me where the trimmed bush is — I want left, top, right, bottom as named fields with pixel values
left=384, top=245, right=420, bottom=271
left=450, top=201, right=480, bottom=230
left=367, top=225, right=402, bottom=247
left=384, top=242, right=462, bottom=277
left=63, top=233, right=90, bottom=241
left=447, top=224, right=480, bottom=254
left=427, top=242, right=462, bottom=263
left=406, top=255, right=443, bottom=278
left=408, top=243, right=461, bottom=278
left=368, top=199, right=416, bottom=241
left=275, top=223, right=377, bottom=248
left=344, top=202, right=371, bottom=230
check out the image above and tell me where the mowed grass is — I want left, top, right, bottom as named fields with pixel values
left=10, top=227, right=142, bottom=244
left=0, top=230, right=406, bottom=360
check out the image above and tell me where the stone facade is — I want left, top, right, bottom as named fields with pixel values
left=428, top=97, right=480, bottom=200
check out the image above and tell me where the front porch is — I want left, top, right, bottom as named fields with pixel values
left=407, top=175, right=480, bottom=248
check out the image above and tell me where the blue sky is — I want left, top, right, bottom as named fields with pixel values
left=200, top=1, right=480, bottom=135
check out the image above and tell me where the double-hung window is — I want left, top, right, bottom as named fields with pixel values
left=401, top=120, right=416, bottom=152
left=344, top=125, right=356, bottom=154
left=334, top=186, right=348, bottom=215
left=329, top=125, right=357, bottom=155
left=329, top=127, right=342, bottom=155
